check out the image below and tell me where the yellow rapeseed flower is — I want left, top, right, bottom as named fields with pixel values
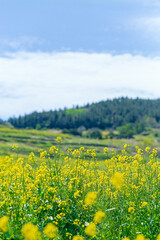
left=128, top=207, right=135, bottom=213
left=11, top=144, right=18, bottom=150
left=141, top=202, right=147, bottom=207
left=111, top=172, right=124, bottom=190
left=157, top=234, right=160, bottom=240
left=79, top=147, right=85, bottom=152
left=56, top=137, right=62, bottom=143
left=93, top=211, right=105, bottom=224
left=21, top=223, right=41, bottom=240
left=103, top=147, right=108, bottom=153
left=145, top=147, right=150, bottom=153
left=72, top=235, right=85, bottom=240
left=40, top=151, right=47, bottom=159
left=135, top=234, right=145, bottom=240
left=0, top=216, right=9, bottom=233
left=49, top=146, right=57, bottom=154
left=85, top=222, right=96, bottom=237
left=136, top=147, right=143, bottom=154
left=43, top=223, right=58, bottom=239
left=122, top=238, right=130, bottom=240
left=28, top=152, right=36, bottom=164
left=152, top=148, right=157, bottom=156
left=84, top=192, right=97, bottom=205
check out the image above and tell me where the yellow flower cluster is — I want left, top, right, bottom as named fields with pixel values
left=21, top=223, right=41, bottom=240
left=93, top=210, right=105, bottom=224
left=0, top=142, right=159, bottom=239
left=85, top=222, right=96, bottom=237
left=0, top=216, right=9, bottom=233
left=84, top=192, right=97, bottom=205
left=43, top=223, right=58, bottom=239
left=111, top=172, right=124, bottom=190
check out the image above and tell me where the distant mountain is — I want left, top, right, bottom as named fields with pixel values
left=9, top=97, right=160, bottom=132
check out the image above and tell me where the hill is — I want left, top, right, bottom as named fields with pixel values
left=8, top=97, right=160, bottom=138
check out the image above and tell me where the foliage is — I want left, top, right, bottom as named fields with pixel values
left=62, top=128, right=82, bottom=136
left=65, top=108, right=86, bottom=116
left=86, top=129, right=102, bottom=139
left=9, top=98, right=160, bottom=135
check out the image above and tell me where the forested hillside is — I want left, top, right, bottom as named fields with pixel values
left=9, top=98, right=160, bottom=133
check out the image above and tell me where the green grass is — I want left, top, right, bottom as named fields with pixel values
left=0, top=127, right=131, bottom=159
left=65, top=108, right=86, bottom=115
left=0, top=126, right=160, bottom=159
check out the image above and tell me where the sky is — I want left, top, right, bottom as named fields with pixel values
left=0, top=0, right=160, bottom=119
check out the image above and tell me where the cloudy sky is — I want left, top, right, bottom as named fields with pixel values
left=0, top=0, right=160, bottom=119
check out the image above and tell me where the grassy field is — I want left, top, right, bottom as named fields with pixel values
left=0, top=126, right=160, bottom=240
left=0, top=126, right=159, bottom=158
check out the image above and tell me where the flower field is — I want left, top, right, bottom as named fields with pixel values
left=0, top=137, right=160, bottom=240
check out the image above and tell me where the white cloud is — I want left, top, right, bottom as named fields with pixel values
left=136, top=17, right=160, bottom=41
left=142, top=17, right=160, bottom=29
left=0, top=51, right=160, bottom=120
left=0, top=37, right=44, bottom=51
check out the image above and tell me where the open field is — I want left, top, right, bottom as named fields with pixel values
left=0, top=127, right=160, bottom=239
left=0, top=126, right=160, bottom=157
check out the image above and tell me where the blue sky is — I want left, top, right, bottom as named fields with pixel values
left=1, top=0, right=160, bottom=55
left=0, top=0, right=160, bottom=119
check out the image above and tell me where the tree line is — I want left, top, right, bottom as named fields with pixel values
left=8, top=97, right=160, bottom=135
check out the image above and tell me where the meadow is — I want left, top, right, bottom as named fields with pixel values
left=0, top=126, right=160, bottom=240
